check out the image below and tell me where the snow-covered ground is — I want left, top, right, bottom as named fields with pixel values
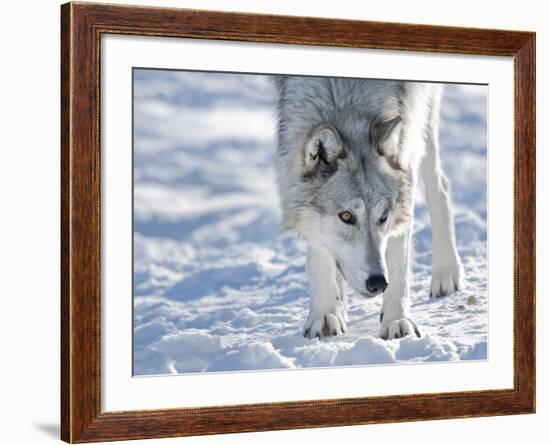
left=133, top=70, right=487, bottom=376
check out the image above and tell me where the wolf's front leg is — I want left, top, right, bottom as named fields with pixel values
left=303, top=244, right=347, bottom=339
left=421, top=123, right=464, bottom=298
left=379, top=229, right=421, bottom=340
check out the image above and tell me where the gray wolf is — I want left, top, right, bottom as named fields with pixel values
left=273, top=76, right=464, bottom=340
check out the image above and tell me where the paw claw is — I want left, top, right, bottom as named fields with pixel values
left=407, top=317, right=422, bottom=337
left=303, top=307, right=347, bottom=339
left=430, top=259, right=464, bottom=299
left=379, top=317, right=419, bottom=340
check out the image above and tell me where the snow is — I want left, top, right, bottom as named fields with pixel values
left=132, top=69, right=488, bottom=376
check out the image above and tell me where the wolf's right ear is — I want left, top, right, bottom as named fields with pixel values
left=303, top=124, right=344, bottom=175
left=370, top=116, right=402, bottom=158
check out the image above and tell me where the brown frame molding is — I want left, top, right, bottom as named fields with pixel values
left=61, top=2, right=536, bottom=442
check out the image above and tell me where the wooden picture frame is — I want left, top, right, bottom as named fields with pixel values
left=61, top=1, right=535, bottom=442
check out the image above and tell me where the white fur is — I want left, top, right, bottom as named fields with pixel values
left=421, top=106, right=465, bottom=298
left=303, top=244, right=347, bottom=338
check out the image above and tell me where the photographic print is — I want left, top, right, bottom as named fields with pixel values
left=61, top=5, right=536, bottom=441
left=132, top=69, right=488, bottom=376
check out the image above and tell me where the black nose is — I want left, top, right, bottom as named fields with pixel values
left=366, top=274, right=388, bottom=295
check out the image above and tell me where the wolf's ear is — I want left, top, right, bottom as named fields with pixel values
left=303, top=124, right=344, bottom=175
left=371, top=116, right=402, bottom=157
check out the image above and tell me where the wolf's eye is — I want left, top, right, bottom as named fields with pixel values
left=338, top=211, right=356, bottom=225
left=378, top=209, right=390, bottom=225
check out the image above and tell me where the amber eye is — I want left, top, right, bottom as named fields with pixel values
left=338, top=211, right=356, bottom=225
left=378, top=208, right=390, bottom=225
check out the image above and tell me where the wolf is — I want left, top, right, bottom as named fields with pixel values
left=273, top=76, right=464, bottom=340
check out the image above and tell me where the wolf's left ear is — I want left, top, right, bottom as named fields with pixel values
left=371, top=116, right=402, bottom=157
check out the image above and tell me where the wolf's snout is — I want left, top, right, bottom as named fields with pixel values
left=366, top=274, right=388, bottom=295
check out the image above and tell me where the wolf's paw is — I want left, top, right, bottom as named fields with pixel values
left=304, top=307, right=347, bottom=339
left=379, top=317, right=421, bottom=340
left=430, top=258, right=464, bottom=299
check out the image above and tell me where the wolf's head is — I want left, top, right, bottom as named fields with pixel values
left=278, top=109, right=414, bottom=298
